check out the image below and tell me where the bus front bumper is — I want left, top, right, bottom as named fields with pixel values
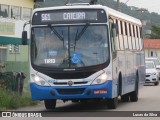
left=30, top=80, right=113, bottom=100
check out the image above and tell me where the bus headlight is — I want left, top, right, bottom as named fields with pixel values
left=91, top=73, right=108, bottom=85
left=31, top=74, right=50, bottom=86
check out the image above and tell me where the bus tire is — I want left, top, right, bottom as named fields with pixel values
left=118, top=73, right=122, bottom=96
left=121, top=93, right=130, bottom=102
left=130, top=75, right=139, bottom=102
left=44, top=99, right=56, bottom=109
left=107, top=97, right=118, bottom=109
left=72, top=100, right=79, bottom=103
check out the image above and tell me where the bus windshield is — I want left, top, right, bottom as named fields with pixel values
left=31, top=25, right=109, bottom=69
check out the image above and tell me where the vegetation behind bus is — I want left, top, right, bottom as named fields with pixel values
left=0, top=88, right=38, bottom=111
left=0, top=61, right=37, bottom=110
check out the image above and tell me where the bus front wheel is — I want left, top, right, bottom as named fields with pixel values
left=107, top=97, right=118, bottom=109
left=44, top=99, right=56, bottom=110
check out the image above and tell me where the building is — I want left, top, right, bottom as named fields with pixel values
left=0, top=0, right=34, bottom=62
left=0, top=0, right=33, bottom=19
left=144, top=39, right=160, bottom=58
left=0, top=0, right=34, bottom=90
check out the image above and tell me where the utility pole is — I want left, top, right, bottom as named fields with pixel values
left=116, top=0, right=120, bottom=11
left=136, top=8, right=148, bottom=38
left=90, top=0, right=97, bottom=4
left=116, top=0, right=130, bottom=11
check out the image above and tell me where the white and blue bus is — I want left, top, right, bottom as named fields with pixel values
left=22, top=2, right=145, bottom=109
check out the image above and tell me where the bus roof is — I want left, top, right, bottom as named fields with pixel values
left=105, top=6, right=142, bottom=26
left=33, top=4, right=142, bottom=26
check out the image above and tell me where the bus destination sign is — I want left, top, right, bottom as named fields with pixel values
left=41, top=12, right=86, bottom=22
left=32, top=9, right=107, bottom=25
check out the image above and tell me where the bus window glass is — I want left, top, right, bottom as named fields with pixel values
left=119, top=21, right=124, bottom=50
left=125, top=22, right=128, bottom=36
left=135, top=26, right=140, bottom=50
left=129, top=23, right=131, bottom=36
left=120, top=21, right=123, bottom=35
left=123, top=22, right=129, bottom=49
left=127, top=23, right=132, bottom=49
left=115, top=19, right=120, bottom=50
left=31, top=25, right=109, bottom=68
left=131, top=24, right=136, bottom=49
left=138, top=27, right=143, bottom=50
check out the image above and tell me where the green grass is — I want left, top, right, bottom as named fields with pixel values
left=0, top=88, right=38, bottom=111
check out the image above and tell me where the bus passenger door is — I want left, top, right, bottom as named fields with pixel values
left=109, top=19, right=119, bottom=97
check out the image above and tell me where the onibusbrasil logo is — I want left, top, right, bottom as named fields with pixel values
left=1, top=112, right=42, bottom=118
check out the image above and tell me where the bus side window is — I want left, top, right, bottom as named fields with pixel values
left=109, top=21, right=115, bottom=51
left=110, top=21, right=118, bottom=59
left=135, top=25, right=140, bottom=50
left=127, top=23, right=132, bottom=50
left=138, top=26, right=143, bottom=50
left=111, top=24, right=116, bottom=51
left=118, top=20, right=124, bottom=50
left=123, top=22, right=129, bottom=50
left=131, top=24, right=136, bottom=50
left=115, top=19, right=120, bottom=50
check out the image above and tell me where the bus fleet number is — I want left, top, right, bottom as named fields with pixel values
left=41, top=14, right=51, bottom=21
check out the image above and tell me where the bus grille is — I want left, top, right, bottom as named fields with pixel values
left=57, top=88, right=85, bottom=95
left=53, top=81, right=88, bottom=85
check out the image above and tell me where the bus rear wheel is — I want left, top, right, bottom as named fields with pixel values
left=44, top=99, right=56, bottom=110
left=130, top=76, right=139, bottom=102
left=121, top=93, right=130, bottom=102
left=107, top=97, right=118, bottom=109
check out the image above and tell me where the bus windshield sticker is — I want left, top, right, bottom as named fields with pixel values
left=71, top=52, right=81, bottom=64
left=48, top=50, right=57, bottom=57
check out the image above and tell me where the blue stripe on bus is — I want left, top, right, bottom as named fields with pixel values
left=30, top=80, right=113, bottom=100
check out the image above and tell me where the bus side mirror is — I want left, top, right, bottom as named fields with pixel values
left=22, top=31, right=27, bottom=45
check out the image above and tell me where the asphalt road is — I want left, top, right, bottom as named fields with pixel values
left=1, top=83, right=160, bottom=119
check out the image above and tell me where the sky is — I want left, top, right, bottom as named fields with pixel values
left=119, top=0, right=160, bottom=14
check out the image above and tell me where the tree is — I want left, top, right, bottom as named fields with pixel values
left=149, top=25, right=160, bottom=39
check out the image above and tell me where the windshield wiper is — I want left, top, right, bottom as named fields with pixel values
left=74, top=23, right=90, bottom=51
left=48, top=24, right=64, bottom=46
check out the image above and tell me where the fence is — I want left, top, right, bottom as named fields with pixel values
left=5, top=61, right=29, bottom=92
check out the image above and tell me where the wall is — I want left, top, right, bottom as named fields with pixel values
left=7, top=45, right=29, bottom=62
left=0, top=0, right=34, bottom=8
left=0, top=0, right=33, bottom=91
left=145, top=48, right=160, bottom=59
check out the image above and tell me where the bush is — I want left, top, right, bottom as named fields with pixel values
left=0, top=88, right=38, bottom=110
